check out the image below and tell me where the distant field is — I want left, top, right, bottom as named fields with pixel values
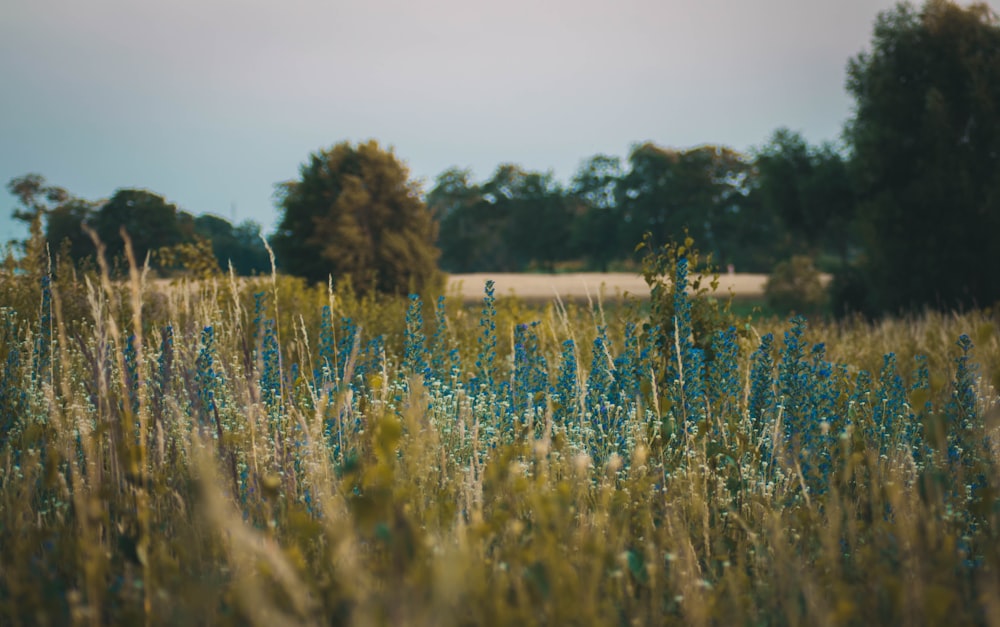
left=446, top=272, right=769, bottom=303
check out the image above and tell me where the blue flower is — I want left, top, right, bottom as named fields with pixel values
left=403, top=294, right=428, bottom=382
left=554, top=339, right=579, bottom=426
left=474, top=280, right=497, bottom=394
left=748, top=333, right=775, bottom=448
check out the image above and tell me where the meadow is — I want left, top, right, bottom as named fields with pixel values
left=1, top=252, right=998, bottom=626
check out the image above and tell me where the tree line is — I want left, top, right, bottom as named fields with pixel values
left=277, top=0, right=1000, bottom=316
left=6, top=174, right=271, bottom=277
left=6, top=0, right=1000, bottom=316
left=427, top=133, right=854, bottom=276
left=6, top=128, right=850, bottom=281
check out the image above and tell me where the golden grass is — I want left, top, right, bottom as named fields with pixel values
left=446, top=272, right=772, bottom=304
left=0, top=263, right=997, bottom=626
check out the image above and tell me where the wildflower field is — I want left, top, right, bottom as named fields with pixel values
left=1, top=252, right=999, bottom=626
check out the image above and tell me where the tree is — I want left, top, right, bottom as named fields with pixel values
left=6, top=174, right=96, bottom=271
left=47, top=199, right=98, bottom=261
left=432, top=164, right=574, bottom=273
left=7, top=174, right=69, bottom=227
left=426, top=167, right=480, bottom=222
left=754, top=129, right=857, bottom=266
left=674, top=145, right=755, bottom=264
left=569, top=155, right=624, bottom=271
left=618, top=143, right=753, bottom=264
left=428, top=168, right=500, bottom=272
left=617, top=143, right=678, bottom=251
left=93, top=189, right=185, bottom=265
left=710, top=180, right=787, bottom=273
left=846, top=0, right=1000, bottom=312
left=273, top=140, right=442, bottom=294
left=486, top=165, right=571, bottom=271
left=193, top=215, right=270, bottom=276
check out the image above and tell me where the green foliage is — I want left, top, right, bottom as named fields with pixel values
left=431, top=165, right=572, bottom=272
left=192, top=215, right=270, bottom=276
left=568, top=155, right=624, bottom=272
left=764, top=255, right=829, bottom=316
left=432, top=168, right=513, bottom=272
left=273, top=140, right=443, bottom=295
left=6, top=174, right=277, bottom=278
left=829, top=261, right=875, bottom=317
left=846, top=0, right=1000, bottom=312
left=753, top=128, right=857, bottom=266
left=93, top=188, right=187, bottom=265
left=432, top=143, right=786, bottom=274
left=638, top=232, right=746, bottom=372
left=6, top=174, right=69, bottom=229
left=46, top=199, right=97, bottom=262
left=619, top=144, right=753, bottom=266
left=6, top=174, right=79, bottom=273
left=154, top=234, right=222, bottom=280
left=491, top=166, right=572, bottom=272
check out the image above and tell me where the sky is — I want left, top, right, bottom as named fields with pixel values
left=0, top=0, right=936, bottom=244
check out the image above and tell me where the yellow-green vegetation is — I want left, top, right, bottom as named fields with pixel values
left=1, top=248, right=998, bottom=626
left=764, top=256, right=829, bottom=316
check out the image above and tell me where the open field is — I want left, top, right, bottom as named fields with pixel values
left=447, top=272, right=770, bottom=303
left=1, top=265, right=998, bottom=625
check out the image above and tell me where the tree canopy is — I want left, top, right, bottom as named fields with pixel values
left=431, top=164, right=578, bottom=273
left=569, top=155, right=624, bottom=272
left=92, top=189, right=187, bottom=264
left=5, top=174, right=269, bottom=276
left=193, top=215, right=271, bottom=276
left=753, top=129, right=857, bottom=265
left=846, top=0, right=1000, bottom=312
left=272, top=140, right=442, bottom=294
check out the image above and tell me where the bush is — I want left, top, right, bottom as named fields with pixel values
left=639, top=232, right=746, bottom=358
left=764, top=255, right=828, bottom=315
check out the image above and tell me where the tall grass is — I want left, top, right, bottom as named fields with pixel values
left=0, top=248, right=998, bottom=626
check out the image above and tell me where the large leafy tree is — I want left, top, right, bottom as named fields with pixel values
left=273, top=140, right=441, bottom=294
left=488, top=165, right=571, bottom=271
left=709, top=185, right=788, bottom=273
left=846, top=0, right=1000, bottom=312
left=47, top=199, right=98, bottom=261
left=7, top=174, right=70, bottom=228
left=754, top=128, right=857, bottom=266
left=426, top=167, right=480, bottom=223
left=569, top=155, right=624, bottom=271
left=93, top=189, right=185, bottom=265
left=431, top=164, right=571, bottom=272
left=618, top=143, right=753, bottom=264
left=429, top=168, right=507, bottom=272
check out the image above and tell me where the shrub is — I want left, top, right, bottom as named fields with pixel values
left=638, top=232, right=745, bottom=357
left=764, top=255, right=828, bottom=315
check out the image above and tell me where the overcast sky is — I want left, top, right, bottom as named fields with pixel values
left=1, top=0, right=947, bottom=243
